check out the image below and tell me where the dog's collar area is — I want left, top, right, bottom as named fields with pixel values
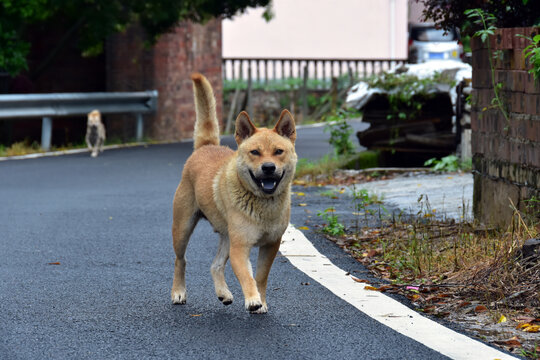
left=249, top=170, right=285, bottom=195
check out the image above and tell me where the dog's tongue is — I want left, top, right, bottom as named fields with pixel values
left=261, top=179, right=276, bottom=190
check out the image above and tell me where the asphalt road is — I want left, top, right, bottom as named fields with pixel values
left=1, top=124, right=455, bottom=360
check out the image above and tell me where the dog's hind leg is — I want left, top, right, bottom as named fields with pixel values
left=251, top=240, right=281, bottom=314
left=211, top=234, right=234, bottom=305
left=171, top=189, right=199, bottom=305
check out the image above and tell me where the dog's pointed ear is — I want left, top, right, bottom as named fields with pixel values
left=235, top=111, right=257, bottom=145
left=274, top=109, right=296, bottom=143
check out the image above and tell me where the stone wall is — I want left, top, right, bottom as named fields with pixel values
left=106, top=19, right=222, bottom=141
left=471, top=27, right=540, bottom=226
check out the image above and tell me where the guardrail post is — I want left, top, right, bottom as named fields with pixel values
left=41, top=117, right=52, bottom=151
left=135, top=113, right=143, bottom=141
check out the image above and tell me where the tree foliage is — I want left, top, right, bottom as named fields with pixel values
left=0, top=0, right=270, bottom=75
left=416, top=0, right=540, bottom=35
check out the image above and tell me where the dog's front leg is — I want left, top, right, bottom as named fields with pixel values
left=97, top=135, right=104, bottom=154
left=85, top=129, right=92, bottom=151
left=252, top=240, right=281, bottom=314
left=229, top=237, right=262, bottom=312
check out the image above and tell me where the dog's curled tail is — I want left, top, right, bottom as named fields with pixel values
left=192, top=73, right=220, bottom=150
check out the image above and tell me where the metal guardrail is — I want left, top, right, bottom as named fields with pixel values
left=0, top=90, right=158, bottom=150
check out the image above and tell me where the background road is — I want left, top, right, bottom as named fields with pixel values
left=1, top=123, right=456, bottom=359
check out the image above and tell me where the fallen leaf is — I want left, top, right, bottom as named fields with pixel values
left=378, top=285, right=393, bottom=292
left=295, top=192, right=305, bottom=196
left=365, top=249, right=379, bottom=257
left=407, top=294, right=421, bottom=301
left=339, top=188, right=346, bottom=194
left=351, top=277, right=369, bottom=283
left=474, top=305, right=488, bottom=313
left=458, top=301, right=471, bottom=308
left=516, top=322, right=532, bottom=330
left=298, top=203, right=307, bottom=207
left=494, top=336, right=522, bottom=348
left=297, top=226, right=310, bottom=230
left=515, top=316, right=535, bottom=323
left=190, top=314, right=202, bottom=317
left=497, top=315, right=507, bottom=324
left=47, top=262, right=61, bottom=265
left=364, top=286, right=380, bottom=291
left=522, top=324, right=540, bottom=333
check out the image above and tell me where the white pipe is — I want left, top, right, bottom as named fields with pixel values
left=389, top=0, right=396, bottom=58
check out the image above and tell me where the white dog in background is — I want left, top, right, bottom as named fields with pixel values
left=85, top=110, right=106, bottom=157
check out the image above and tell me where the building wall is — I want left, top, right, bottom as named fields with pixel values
left=107, top=19, right=223, bottom=141
left=471, top=27, right=540, bottom=226
left=223, top=0, right=408, bottom=59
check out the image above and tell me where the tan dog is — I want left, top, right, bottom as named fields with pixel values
left=171, top=73, right=297, bottom=314
left=85, top=110, right=106, bottom=157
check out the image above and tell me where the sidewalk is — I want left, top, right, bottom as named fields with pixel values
left=332, top=172, right=474, bottom=222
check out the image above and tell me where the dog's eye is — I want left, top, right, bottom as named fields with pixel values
left=274, top=149, right=284, bottom=155
left=250, top=150, right=260, bottom=156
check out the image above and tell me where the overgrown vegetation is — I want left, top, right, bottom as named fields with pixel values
left=317, top=207, right=345, bottom=236
left=424, top=154, right=472, bottom=172
left=0, top=140, right=43, bottom=157
left=366, top=72, right=456, bottom=125
left=416, top=0, right=540, bottom=36
left=465, top=8, right=509, bottom=125
left=522, top=33, right=540, bottom=81
left=324, top=108, right=359, bottom=156
left=310, top=187, right=539, bottom=356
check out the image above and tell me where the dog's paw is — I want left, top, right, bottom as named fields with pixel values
left=250, top=303, right=268, bottom=314
left=244, top=298, right=263, bottom=312
left=171, top=291, right=187, bottom=305
left=217, top=290, right=234, bottom=306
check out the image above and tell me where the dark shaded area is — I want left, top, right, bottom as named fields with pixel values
left=357, top=92, right=456, bottom=167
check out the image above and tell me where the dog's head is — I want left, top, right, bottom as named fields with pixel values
left=235, top=110, right=297, bottom=197
left=87, top=110, right=101, bottom=126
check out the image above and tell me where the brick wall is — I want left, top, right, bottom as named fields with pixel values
left=106, top=19, right=222, bottom=141
left=471, top=27, right=540, bottom=226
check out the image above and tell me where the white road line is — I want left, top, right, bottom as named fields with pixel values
left=281, top=225, right=519, bottom=360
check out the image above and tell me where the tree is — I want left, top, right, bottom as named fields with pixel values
left=416, top=0, right=540, bottom=35
left=0, top=0, right=270, bottom=76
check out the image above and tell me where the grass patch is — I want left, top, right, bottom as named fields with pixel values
left=295, top=151, right=380, bottom=180
left=0, top=136, right=157, bottom=158
left=0, top=140, right=44, bottom=157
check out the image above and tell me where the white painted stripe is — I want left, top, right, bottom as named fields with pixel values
left=281, top=225, right=519, bottom=360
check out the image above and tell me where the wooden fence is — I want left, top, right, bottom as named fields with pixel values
left=222, top=57, right=407, bottom=87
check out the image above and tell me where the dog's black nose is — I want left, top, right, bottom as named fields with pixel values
left=261, top=162, right=276, bottom=175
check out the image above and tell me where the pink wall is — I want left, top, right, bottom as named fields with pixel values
left=223, top=0, right=408, bottom=59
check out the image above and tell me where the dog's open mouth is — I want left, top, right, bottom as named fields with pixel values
left=249, top=170, right=285, bottom=194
